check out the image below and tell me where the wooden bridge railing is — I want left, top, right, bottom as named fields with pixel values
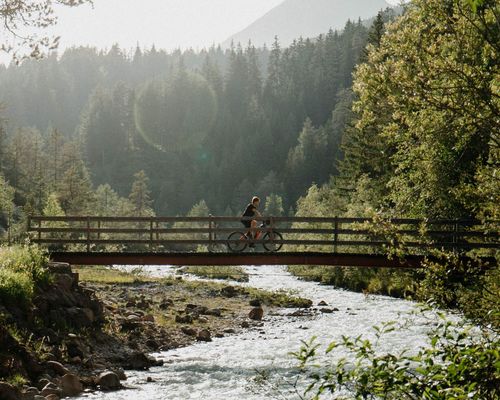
left=27, top=215, right=499, bottom=255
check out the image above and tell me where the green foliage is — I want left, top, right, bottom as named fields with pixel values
left=0, top=245, right=49, bottom=305
left=245, top=287, right=312, bottom=308
left=5, top=373, right=29, bottom=388
left=0, top=268, right=33, bottom=305
left=418, top=253, right=500, bottom=328
left=288, top=265, right=419, bottom=298
left=341, top=0, right=499, bottom=219
left=285, top=314, right=500, bottom=400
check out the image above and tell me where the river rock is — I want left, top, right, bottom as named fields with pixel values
left=111, top=368, right=127, bottom=380
left=40, top=382, right=62, bottom=397
left=181, top=327, right=197, bottom=336
left=46, top=361, right=70, bottom=376
left=159, top=299, right=174, bottom=310
left=97, top=371, right=121, bottom=390
left=248, top=306, right=264, bottom=321
left=196, top=329, right=212, bottom=342
left=317, top=300, right=328, bottom=306
left=205, top=308, right=222, bottom=317
left=249, top=299, right=261, bottom=307
left=61, top=373, right=83, bottom=396
left=66, top=340, right=85, bottom=358
left=175, top=314, right=193, bottom=324
left=142, top=314, right=154, bottom=323
left=44, top=394, right=60, bottom=400
left=0, top=382, right=21, bottom=400
left=33, top=396, right=45, bottom=400
left=24, top=387, right=39, bottom=396
left=36, top=378, right=50, bottom=391
left=221, top=286, right=238, bottom=297
left=319, top=308, right=339, bottom=313
left=66, top=307, right=94, bottom=328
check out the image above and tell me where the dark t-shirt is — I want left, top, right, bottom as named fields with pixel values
left=243, top=203, right=256, bottom=217
left=241, top=203, right=256, bottom=227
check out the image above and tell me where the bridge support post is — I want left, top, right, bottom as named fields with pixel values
left=208, top=214, right=213, bottom=246
left=86, top=217, right=90, bottom=252
left=334, top=217, right=338, bottom=253
left=149, top=217, right=154, bottom=251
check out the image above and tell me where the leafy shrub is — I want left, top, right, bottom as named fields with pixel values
left=0, top=245, right=49, bottom=285
left=254, top=311, right=500, bottom=400
left=0, top=245, right=49, bottom=305
left=0, top=268, right=33, bottom=305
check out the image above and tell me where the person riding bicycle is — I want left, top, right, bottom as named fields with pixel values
left=241, top=196, right=262, bottom=246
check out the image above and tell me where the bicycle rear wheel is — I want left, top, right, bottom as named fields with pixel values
left=227, top=231, right=248, bottom=252
left=262, top=231, right=283, bottom=252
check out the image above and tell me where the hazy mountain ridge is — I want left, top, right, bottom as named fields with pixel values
left=224, top=0, right=392, bottom=47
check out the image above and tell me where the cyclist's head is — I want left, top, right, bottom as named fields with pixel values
left=252, top=196, right=260, bottom=205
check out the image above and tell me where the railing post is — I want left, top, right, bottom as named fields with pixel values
left=38, top=218, right=42, bottom=243
left=7, top=214, right=11, bottom=245
left=86, top=216, right=91, bottom=252
left=150, top=217, right=154, bottom=251
left=208, top=214, right=213, bottom=247
left=97, top=220, right=101, bottom=240
left=333, top=216, right=338, bottom=253
left=270, top=216, right=274, bottom=244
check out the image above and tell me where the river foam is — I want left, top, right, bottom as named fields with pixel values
left=84, top=265, right=433, bottom=399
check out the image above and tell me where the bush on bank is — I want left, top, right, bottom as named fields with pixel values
left=0, top=245, right=49, bottom=306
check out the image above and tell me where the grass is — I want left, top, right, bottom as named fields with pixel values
left=73, top=265, right=159, bottom=284
left=246, top=287, right=313, bottom=308
left=5, top=373, right=29, bottom=387
left=179, top=265, right=249, bottom=282
left=287, top=265, right=419, bottom=299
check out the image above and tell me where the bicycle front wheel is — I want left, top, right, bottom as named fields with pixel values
left=262, top=231, right=283, bottom=252
left=227, top=231, right=248, bottom=252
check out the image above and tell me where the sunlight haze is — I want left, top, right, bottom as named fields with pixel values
left=51, top=0, right=401, bottom=53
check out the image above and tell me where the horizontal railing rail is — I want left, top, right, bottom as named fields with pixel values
left=27, top=215, right=499, bottom=255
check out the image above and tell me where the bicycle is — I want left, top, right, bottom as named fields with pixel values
left=227, top=219, right=283, bottom=252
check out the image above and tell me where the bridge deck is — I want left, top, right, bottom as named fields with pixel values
left=48, top=251, right=497, bottom=269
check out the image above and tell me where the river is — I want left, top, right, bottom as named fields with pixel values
left=83, top=265, right=436, bottom=399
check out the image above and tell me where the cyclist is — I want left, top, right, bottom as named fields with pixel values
left=241, top=196, right=262, bottom=246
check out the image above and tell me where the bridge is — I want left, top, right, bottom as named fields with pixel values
left=27, top=216, right=498, bottom=268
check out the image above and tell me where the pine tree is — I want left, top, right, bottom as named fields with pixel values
left=264, top=194, right=284, bottom=216
left=129, top=170, right=153, bottom=216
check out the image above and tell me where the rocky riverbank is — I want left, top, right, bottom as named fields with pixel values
left=0, top=263, right=312, bottom=400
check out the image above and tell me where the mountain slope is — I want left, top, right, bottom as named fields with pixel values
left=224, top=0, right=391, bottom=47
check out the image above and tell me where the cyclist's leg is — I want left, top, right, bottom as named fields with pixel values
left=242, top=221, right=251, bottom=238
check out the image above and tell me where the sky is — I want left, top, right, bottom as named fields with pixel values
left=1, top=0, right=402, bottom=63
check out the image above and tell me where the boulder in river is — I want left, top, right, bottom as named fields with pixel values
left=97, top=371, right=121, bottom=390
left=61, top=373, right=83, bottom=396
left=248, top=306, right=264, bottom=321
left=196, top=329, right=212, bottom=342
